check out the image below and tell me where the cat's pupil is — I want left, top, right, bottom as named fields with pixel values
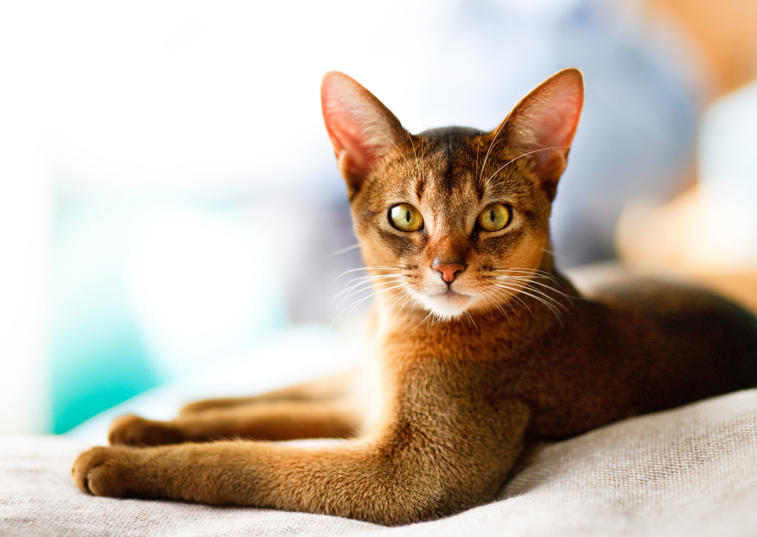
left=490, top=209, right=495, bottom=222
left=406, top=210, right=411, bottom=223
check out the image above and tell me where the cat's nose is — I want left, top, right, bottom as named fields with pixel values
left=432, top=261, right=466, bottom=284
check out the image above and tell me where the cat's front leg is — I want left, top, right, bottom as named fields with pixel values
left=73, top=440, right=436, bottom=523
left=73, top=400, right=530, bottom=525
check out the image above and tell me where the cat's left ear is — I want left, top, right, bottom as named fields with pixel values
left=321, top=71, right=408, bottom=195
left=495, top=68, right=584, bottom=200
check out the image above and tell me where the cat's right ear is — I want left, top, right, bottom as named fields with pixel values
left=321, top=71, right=407, bottom=195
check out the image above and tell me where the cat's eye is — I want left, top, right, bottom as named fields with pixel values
left=477, top=203, right=511, bottom=232
left=389, top=203, right=424, bottom=232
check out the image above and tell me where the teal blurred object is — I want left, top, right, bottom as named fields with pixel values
left=51, top=197, right=288, bottom=433
left=51, top=199, right=160, bottom=433
left=52, top=309, right=158, bottom=434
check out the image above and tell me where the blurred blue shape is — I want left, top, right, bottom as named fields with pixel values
left=52, top=310, right=157, bottom=434
left=51, top=196, right=288, bottom=433
left=697, top=78, right=757, bottom=266
left=407, top=0, right=704, bottom=265
left=51, top=199, right=159, bottom=433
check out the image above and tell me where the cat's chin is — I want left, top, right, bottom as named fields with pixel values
left=416, top=290, right=477, bottom=320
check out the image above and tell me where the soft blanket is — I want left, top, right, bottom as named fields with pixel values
left=2, top=389, right=757, bottom=536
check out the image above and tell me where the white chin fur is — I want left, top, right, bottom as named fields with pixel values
left=415, top=291, right=476, bottom=320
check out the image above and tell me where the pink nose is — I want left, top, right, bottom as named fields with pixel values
left=432, top=262, right=466, bottom=283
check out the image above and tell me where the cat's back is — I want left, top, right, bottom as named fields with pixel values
left=568, top=263, right=757, bottom=335
left=519, top=264, right=757, bottom=439
left=569, top=263, right=757, bottom=406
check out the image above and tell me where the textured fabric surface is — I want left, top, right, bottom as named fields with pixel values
left=2, top=390, right=757, bottom=536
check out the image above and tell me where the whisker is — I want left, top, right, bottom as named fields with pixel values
left=489, top=284, right=535, bottom=320
left=491, top=267, right=559, bottom=277
left=464, top=310, right=478, bottom=330
left=493, top=282, right=565, bottom=323
left=490, top=291, right=514, bottom=328
left=387, top=288, right=409, bottom=312
left=486, top=286, right=521, bottom=321
left=334, top=266, right=406, bottom=281
left=338, top=274, right=407, bottom=291
left=382, top=289, right=409, bottom=310
left=478, top=288, right=496, bottom=316
left=492, top=282, right=533, bottom=315
left=324, top=243, right=361, bottom=258
left=343, top=272, right=411, bottom=283
left=493, top=273, right=575, bottom=301
left=479, top=116, right=511, bottom=185
left=484, top=146, right=567, bottom=186
left=390, top=291, right=413, bottom=325
left=417, top=309, right=436, bottom=329
left=406, top=131, right=423, bottom=185
left=516, top=284, right=571, bottom=314
left=490, top=266, right=557, bottom=275
left=494, top=280, right=565, bottom=310
left=331, top=283, right=408, bottom=328
left=337, top=287, right=407, bottom=328
left=540, top=246, right=577, bottom=266
left=336, top=273, right=405, bottom=290
left=339, top=274, right=403, bottom=288
left=333, top=276, right=407, bottom=306
left=489, top=268, right=565, bottom=287
left=475, top=137, right=481, bottom=182
left=332, top=277, right=406, bottom=308
left=488, top=273, right=559, bottom=284
left=496, top=276, right=576, bottom=302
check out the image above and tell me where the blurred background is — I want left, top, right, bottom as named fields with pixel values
left=2, top=0, right=757, bottom=435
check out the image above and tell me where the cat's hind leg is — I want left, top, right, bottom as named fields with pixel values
left=109, top=398, right=364, bottom=447
left=178, top=368, right=358, bottom=415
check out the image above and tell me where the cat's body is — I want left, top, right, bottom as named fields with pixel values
left=73, top=70, right=757, bottom=525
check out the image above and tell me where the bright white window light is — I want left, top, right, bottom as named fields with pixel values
left=125, top=206, right=286, bottom=380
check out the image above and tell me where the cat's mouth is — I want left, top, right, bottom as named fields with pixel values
left=435, top=289, right=468, bottom=299
left=418, top=288, right=477, bottom=318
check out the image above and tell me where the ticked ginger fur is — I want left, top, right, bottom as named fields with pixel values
left=72, top=69, right=757, bottom=525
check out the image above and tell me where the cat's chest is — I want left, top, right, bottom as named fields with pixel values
left=378, top=315, right=546, bottom=368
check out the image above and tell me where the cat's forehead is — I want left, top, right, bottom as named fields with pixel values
left=394, top=127, right=482, bottom=198
left=418, top=126, right=485, bottom=170
left=419, top=126, right=486, bottom=142
left=383, top=126, right=531, bottom=203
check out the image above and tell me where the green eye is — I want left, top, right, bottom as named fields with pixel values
left=477, top=203, right=511, bottom=231
left=389, top=203, right=423, bottom=232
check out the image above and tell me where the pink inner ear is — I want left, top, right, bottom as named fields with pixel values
left=513, top=72, right=584, bottom=172
left=530, top=95, right=582, bottom=151
left=321, top=72, right=399, bottom=178
left=321, top=96, right=372, bottom=175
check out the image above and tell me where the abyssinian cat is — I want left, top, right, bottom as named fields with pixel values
left=72, top=69, right=757, bottom=525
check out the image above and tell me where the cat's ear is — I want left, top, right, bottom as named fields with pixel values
left=321, top=71, right=407, bottom=194
left=495, top=68, right=584, bottom=200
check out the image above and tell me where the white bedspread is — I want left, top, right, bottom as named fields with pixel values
left=2, top=389, right=757, bottom=536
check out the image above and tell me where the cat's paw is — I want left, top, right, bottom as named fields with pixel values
left=108, top=414, right=184, bottom=447
left=72, top=446, right=134, bottom=497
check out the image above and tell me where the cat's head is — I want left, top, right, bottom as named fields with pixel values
left=321, top=70, right=583, bottom=320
